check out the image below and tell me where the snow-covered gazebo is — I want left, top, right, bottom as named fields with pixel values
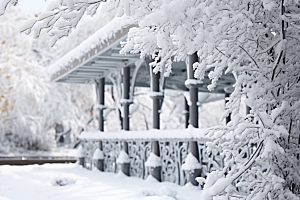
left=49, top=17, right=236, bottom=186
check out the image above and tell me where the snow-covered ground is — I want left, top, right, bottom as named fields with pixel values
left=0, top=163, right=202, bottom=200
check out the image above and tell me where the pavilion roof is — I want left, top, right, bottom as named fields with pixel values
left=48, top=17, right=235, bottom=93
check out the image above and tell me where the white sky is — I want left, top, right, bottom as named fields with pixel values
left=18, top=0, right=48, bottom=13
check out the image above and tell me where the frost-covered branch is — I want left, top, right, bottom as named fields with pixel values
left=0, top=0, right=17, bottom=15
left=14, top=0, right=105, bottom=46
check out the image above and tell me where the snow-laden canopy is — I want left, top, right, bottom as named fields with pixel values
left=48, top=16, right=135, bottom=82
left=48, top=16, right=235, bottom=93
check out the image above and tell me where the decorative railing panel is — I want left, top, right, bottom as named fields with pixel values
left=79, top=128, right=224, bottom=186
left=103, top=140, right=121, bottom=173
left=198, top=142, right=224, bottom=178
left=160, top=141, right=189, bottom=185
left=81, top=140, right=98, bottom=169
left=128, top=141, right=151, bottom=179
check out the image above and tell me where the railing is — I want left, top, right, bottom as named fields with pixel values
left=79, top=127, right=224, bottom=186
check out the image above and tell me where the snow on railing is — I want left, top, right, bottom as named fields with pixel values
left=79, top=126, right=210, bottom=141
left=79, top=126, right=225, bottom=186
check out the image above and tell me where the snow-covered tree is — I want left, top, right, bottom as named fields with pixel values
left=0, top=6, right=97, bottom=152
left=114, top=1, right=299, bottom=199
left=108, top=2, right=300, bottom=198
left=0, top=7, right=60, bottom=151
left=119, top=1, right=300, bottom=199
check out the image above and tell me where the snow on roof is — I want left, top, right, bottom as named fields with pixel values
left=48, top=16, right=135, bottom=81
left=79, top=126, right=210, bottom=141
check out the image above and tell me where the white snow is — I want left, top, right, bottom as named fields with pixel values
left=129, top=103, right=139, bottom=115
left=149, top=91, right=164, bottom=98
left=145, top=152, right=161, bottom=168
left=145, top=175, right=159, bottom=183
left=51, top=176, right=76, bottom=186
left=116, top=150, right=130, bottom=164
left=270, top=101, right=287, bottom=122
left=93, top=104, right=106, bottom=110
left=261, top=139, right=284, bottom=158
left=120, top=98, right=134, bottom=105
left=0, top=163, right=202, bottom=200
left=184, top=79, right=203, bottom=87
left=80, top=126, right=210, bottom=141
left=182, top=153, right=202, bottom=171
left=75, top=145, right=85, bottom=158
left=158, top=186, right=178, bottom=199
left=48, top=16, right=133, bottom=76
left=92, top=148, right=104, bottom=160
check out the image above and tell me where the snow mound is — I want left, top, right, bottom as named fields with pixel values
left=182, top=153, right=201, bottom=171
left=184, top=182, right=201, bottom=190
left=145, top=175, right=159, bottom=183
left=51, top=176, right=76, bottom=186
left=159, top=186, right=178, bottom=199
left=116, top=150, right=130, bottom=164
left=145, top=152, right=161, bottom=168
left=134, top=186, right=177, bottom=199
left=135, top=188, right=156, bottom=196
left=116, top=171, right=127, bottom=178
left=93, top=149, right=104, bottom=160
left=75, top=145, right=85, bottom=158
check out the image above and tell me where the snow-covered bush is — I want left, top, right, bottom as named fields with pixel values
left=51, top=176, right=76, bottom=186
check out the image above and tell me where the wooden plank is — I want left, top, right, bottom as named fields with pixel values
left=0, top=158, right=76, bottom=165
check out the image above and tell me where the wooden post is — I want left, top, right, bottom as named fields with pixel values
left=121, top=66, right=130, bottom=176
left=150, top=70, right=162, bottom=181
left=185, top=53, right=201, bottom=186
left=95, top=78, right=105, bottom=171
left=184, top=97, right=190, bottom=128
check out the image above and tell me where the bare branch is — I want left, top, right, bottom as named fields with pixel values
left=256, top=38, right=281, bottom=56
left=239, top=45, right=259, bottom=68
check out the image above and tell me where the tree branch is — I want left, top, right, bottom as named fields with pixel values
left=239, top=45, right=259, bottom=68
left=271, top=49, right=283, bottom=81
left=256, top=38, right=281, bottom=56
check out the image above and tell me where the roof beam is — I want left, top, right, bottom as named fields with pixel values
left=93, top=60, right=126, bottom=66
left=76, top=69, right=107, bottom=73
left=97, top=55, right=139, bottom=60
left=65, top=77, right=92, bottom=80
left=68, top=73, right=102, bottom=77
left=111, top=47, right=122, bottom=51
left=83, top=65, right=120, bottom=70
